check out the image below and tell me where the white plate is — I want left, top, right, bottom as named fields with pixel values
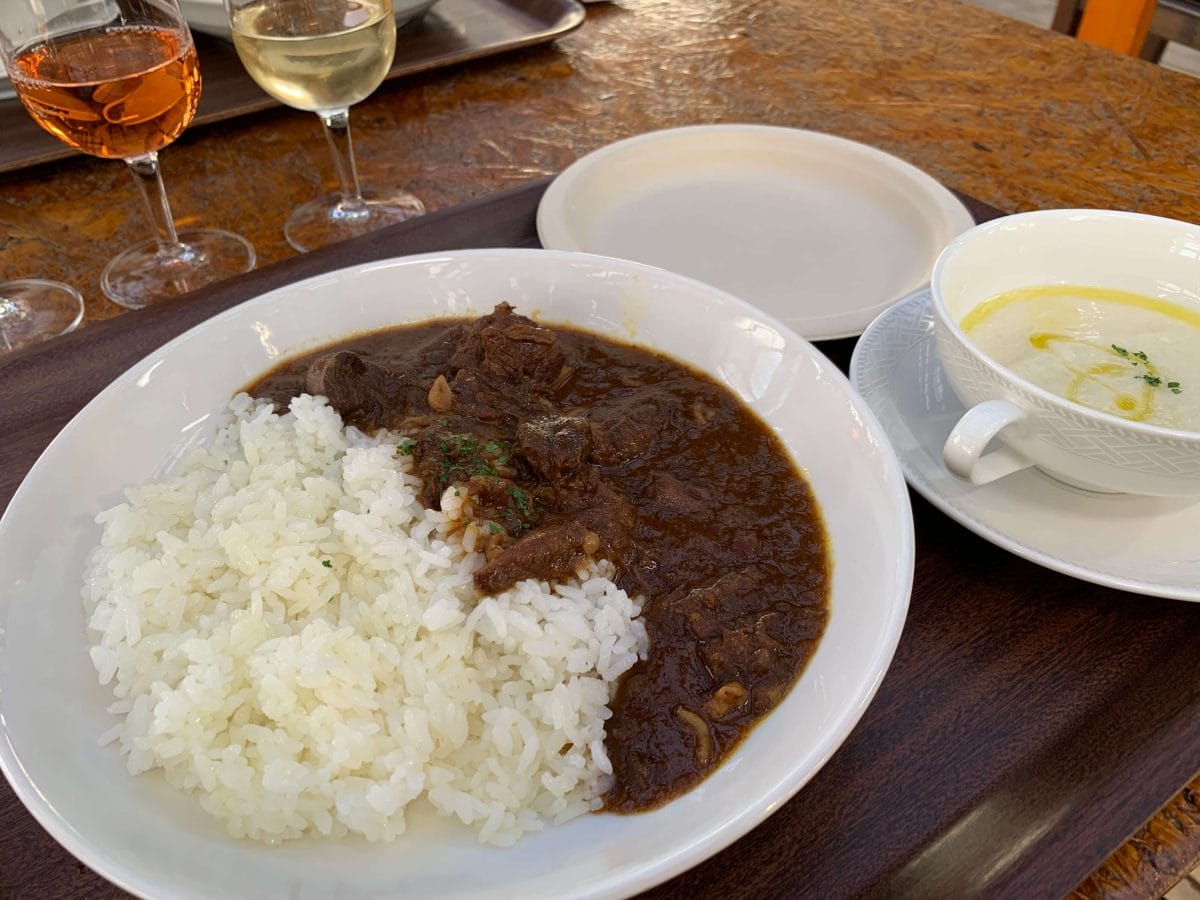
left=180, top=0, right=441, bottom=40
left=0, top=250, right=912, bottom=899
left=850, top=288, right=1200, bottom=601
left=0, top=64, right=14, bottom=102
left=537, top=125, right=974, bottom=341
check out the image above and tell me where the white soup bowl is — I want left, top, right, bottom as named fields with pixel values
left=932, top=208, right=1200, bottom=496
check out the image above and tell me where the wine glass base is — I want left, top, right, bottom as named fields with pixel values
left=0, top=279, right=85, bottom=354
left=284, top=190, right=426, bottom=253
left=101, top=229, right=257, bottom=310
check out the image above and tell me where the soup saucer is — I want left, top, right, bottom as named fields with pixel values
left=850, top=289, right=1200, bottom=601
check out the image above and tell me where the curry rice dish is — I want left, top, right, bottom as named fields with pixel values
left=83, top=303, right=830, bottom=843
left=252, top=303, right=832, bottom=809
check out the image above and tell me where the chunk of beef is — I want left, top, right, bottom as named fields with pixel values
left=715, top=503, right=760, bottom=558
left=473, top=517, right=596, bottom=594
left=462, top=474, right=552, bottom=537
left=304, top=351, right=426, bottom=431
left=473, top=486, right=637, bottom=594
left=697, top=627, right=760, bottom=680
left=448, top=303, right=574, bottom=394
left=460, top=473, right=522, bottom=512
left=640, top=473, right=711, bottom=518
left=447, top=369, right=510, bottom=424
left=573, top=487, right=637, bottom=554
left=614, top=545, right=659, bottom=598
left=410, top=427, right=517, bottom=508
left=480, top=321, right=569, bottom=386
left=517, top=415, right=592, bottom=485
left=554, top=478, right=637, bottom=533
left=698, top=610, right=790, bottom=688
left=449, top=368, right=558, bottom=426
left=658, top=571, right=758, bottom=642
left=587, top=390, right=679, bottom=466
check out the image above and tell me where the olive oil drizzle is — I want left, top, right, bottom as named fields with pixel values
left=1027, top=333, right=1155, bottom=420
left=959, top=284, right=1200, bottom=332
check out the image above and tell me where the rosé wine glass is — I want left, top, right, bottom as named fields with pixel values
left=0, top=0, right=256, bottom=310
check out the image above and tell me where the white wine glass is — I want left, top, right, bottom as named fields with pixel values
left=223, top=0, right=425, bottom=252
left=0, top=0, right=256, bottom=310
left=0, top=278, right=84, bottom=353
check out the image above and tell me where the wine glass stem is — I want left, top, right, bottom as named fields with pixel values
left=125, top=152, right=182, bottom=252
left=318, top=108, right=368, bottom=216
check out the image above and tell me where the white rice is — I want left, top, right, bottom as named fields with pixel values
left=81, top=393, right=648, bottom=846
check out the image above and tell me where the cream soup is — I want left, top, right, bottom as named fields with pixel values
left=962, top=285, right=1200, bottom=430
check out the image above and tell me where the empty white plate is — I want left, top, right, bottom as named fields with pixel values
left=179, top=0, right=440, bottom=40
left=537, top=125, right=974, bottom=341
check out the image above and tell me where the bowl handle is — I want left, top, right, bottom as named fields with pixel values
left=943, top=399, right=1035, bottom=485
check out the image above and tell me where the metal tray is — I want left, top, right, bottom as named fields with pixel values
left=0, top=0, right=585, bottom=175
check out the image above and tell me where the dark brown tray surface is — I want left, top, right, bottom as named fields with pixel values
left=3, top=179, right=1200, bottom=899
left=0, top=0, right=585, bottom=174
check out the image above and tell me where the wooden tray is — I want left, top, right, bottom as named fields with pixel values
left=5, top=179, right=1200, bottom=898
left=0, top=0, right=586, bottom=175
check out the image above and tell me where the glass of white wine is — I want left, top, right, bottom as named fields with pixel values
left=0, top=0, right=257, bottom=310
left=224, top=0, right=425, bottom=252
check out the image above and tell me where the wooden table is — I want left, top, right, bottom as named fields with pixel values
left=5, top=0, right=1200, bottom=897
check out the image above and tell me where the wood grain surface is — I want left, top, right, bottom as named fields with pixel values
left=4, top=1, right=1200, bottom=897
left=3, top=0, right=1200, bottom=328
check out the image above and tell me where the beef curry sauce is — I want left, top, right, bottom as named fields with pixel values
left=248, top=304, right=830, bottom=811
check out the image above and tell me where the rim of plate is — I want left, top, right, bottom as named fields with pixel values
left=536, top=124, right=976, bottom=341
left=0, top=248, right=914, bottom=899
left=179, top=0, right=441, bottom=39
left=180, top=0, right=438, bottom=11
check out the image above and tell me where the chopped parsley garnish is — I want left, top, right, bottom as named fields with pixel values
left=487, top=523, right=503, bottom=535
left=484, top=439, right=511, bottom=464
left=321, top=559, right=333, bottom=568
left=434, top=436, right=470, bottom=477
left=436, top=434, right=488, bottom=477
left=1111, top=344, right=1144, bottom=366
left=1112, top=345, right=1183, bottom=394
left=398, top=439, right=416, bottom=455
left=507, top=485, right=531, bottom=515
